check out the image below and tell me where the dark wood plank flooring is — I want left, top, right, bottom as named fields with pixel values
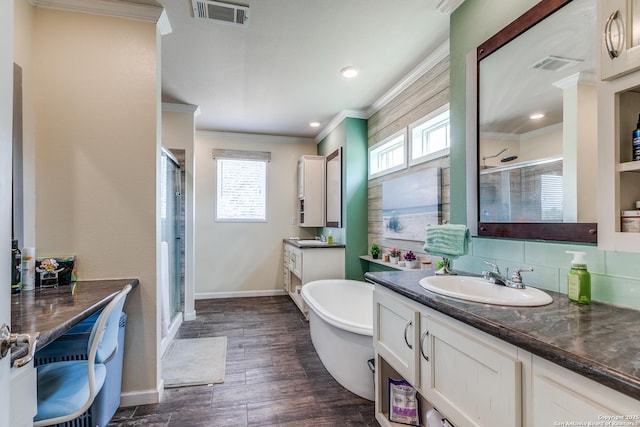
left=108, top=296, right=377, bottom=426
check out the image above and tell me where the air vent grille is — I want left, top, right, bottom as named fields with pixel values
left=192, top=0, right=249, bottom=27
left=531, top=55, right=582, bottom=71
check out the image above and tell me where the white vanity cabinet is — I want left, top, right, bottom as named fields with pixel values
left=282, top=242, right=344, bottom=316
left=298, top=155, right=325, bottom=227
left=529, top=355, right=640, bottom=426
left=374, top=285, right=522, bottom=427
left=600, top=0, right=640, bottom=80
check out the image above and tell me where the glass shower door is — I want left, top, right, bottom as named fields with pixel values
left=161, top=148, right=182, bottom=325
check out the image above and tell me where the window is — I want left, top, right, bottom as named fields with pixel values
left=409, top=105, right=450, bottom=165
left=214, top=150, right=270, bottom=222
left=369, top=130, right=407, bottom=179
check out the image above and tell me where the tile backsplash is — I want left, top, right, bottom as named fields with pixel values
left=453, top=237, right=640, bottom=310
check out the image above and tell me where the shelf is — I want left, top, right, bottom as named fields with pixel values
left=617, top=161, right=640, bottom=173
left=359, top=255, right=428, bottom=271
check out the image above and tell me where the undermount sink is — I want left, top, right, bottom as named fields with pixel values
left=418, top=275, right=553, bottom=307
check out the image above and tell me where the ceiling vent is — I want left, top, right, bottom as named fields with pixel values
left=531, top=55, right=583, bottom=72
left=192, top=0, right=249, bottom=27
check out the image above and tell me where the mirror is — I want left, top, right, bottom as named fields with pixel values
left=475, top=0, right=598, bottom=243
left=325, top=148, right=342, bottom=227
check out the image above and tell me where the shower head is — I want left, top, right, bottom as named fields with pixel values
left=482, top=148, right=518, bottom=165
left=501, top=154, right=518, bottom=162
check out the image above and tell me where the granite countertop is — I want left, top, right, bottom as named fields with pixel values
left=283, top=238, right=346, bottom=249
left=365, top=269, right=640, bottom=401
left=10, top=278, right=139, bottom=363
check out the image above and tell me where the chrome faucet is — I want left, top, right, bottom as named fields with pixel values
left=482, top=261, right=533, bottom=289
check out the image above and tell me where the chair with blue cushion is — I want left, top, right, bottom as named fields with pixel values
left=34, top=284, right=132, bottom=427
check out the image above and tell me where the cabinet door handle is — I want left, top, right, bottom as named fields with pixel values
left=605, top=10, right=622, bottom=59
left=403, top=320, right=413, bottom=349
left=419, top=329, right=430, bottom=361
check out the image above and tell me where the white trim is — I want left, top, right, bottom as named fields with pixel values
left=157, top=9, right=172, bottom=35
left=195, top=289, right=287, bottom=299
left=365, top=40, right=450, bottom=118
left=29, top=0, right=164, bottom=22
left=160, top=312, right=183, bottom=358
left=466, top=49, right=478, bottom=237
left=162, top=103, right=200, bottom=115
left=314, top=109, right=368, bottom=143
left=436, top=0, right=465, bottom=15
left=119, top=387, right=161, bottom=407
left=198, top=130, right=315, bottom=145
left=408, top=103, right=450, bottom=166
left=368, top=128, right=408, bottom=179
left=183, top=310, right=197, bottom=321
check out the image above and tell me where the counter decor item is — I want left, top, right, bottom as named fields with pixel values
left=389, top=248, right=401, bottom=264
left=21, top=247, right=36, bottom=291
left=404, top=251, right=418, bottom=269
left=35, top=255, right=77, bottom=289
left=566, top=251, right=591, bottom=305
left=424, top=224, right=470, bottom=275
left=370, top=243, right=381, bottom=259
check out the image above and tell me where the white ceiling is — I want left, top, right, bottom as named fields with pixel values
left=157, top=0, right=451, bottom=138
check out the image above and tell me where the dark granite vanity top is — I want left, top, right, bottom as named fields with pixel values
left=365, top=270, right=640, bottom=401
left=283, top=238, right=346, bottom=249
left=10, top=278, right=139, bottom=363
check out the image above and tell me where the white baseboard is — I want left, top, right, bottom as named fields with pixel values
left=120, top=386, right=162, bottom=407
left=195, top=289, right=286, bottom=300
left=183, top=310, right=197, bottom=321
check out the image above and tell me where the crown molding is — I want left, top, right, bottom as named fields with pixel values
left=197, top=130, right=315, bottom=145
left=162, top=102, right=200, bottom=116
left=29, top=0, right=164, bottom=23
left=436, top=0, right=465, bottom=15
left=314, top=109, right=368, bottom=143
left=365, top=40, right=450, bottom=118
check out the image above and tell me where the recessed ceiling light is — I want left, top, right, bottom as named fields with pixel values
left=309, top=121, right=321, bottom=128
left=530, top=113, right=545, bottom=120
left=340, top=66, right=358, bottom=78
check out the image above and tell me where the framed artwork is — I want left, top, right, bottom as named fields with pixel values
left=382, top=168, right=441, bottom=241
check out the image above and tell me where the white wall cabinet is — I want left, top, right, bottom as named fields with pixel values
left=600, top=0, right=640, bottom=80
left=298, top=155, right=325, bottom=227
left=598, top=58, right=640, bottom=253
left=282, top=242, right=344, bottom=317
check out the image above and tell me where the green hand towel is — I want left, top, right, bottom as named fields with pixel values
left=423, top=224, right=470, bottom=258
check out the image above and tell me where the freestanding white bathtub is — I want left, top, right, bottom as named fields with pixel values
left=301, top=279, right=375, bottom=401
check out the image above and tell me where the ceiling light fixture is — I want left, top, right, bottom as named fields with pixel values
left=340, top=66, right=358, bottom=78
left=530, top=113, right=545, bottom=120
left=309, top=121, right=321, bottom=128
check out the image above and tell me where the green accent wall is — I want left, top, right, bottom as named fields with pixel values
left=318, top=117, right=369, bottom=280
left=450, top=0, right=640, bottom=310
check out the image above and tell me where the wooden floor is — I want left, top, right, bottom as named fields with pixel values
left=108, top=296, right=377, bottom=426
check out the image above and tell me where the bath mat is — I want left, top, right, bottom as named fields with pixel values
left=162, top=336, right=227, bottom=388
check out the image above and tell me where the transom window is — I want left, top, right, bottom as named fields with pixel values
left=410, top=105, right=450, bottom=165
left=368, top=130, right=407, bottom=179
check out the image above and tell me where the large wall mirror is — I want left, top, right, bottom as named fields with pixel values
left=473, top=0, right=598, bottom=243
left=325, top=148, right=342, bottom=227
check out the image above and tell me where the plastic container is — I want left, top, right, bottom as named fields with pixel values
left=566, top=251, right=591, bottom=305
left=634, top=113, right=640, bottom=162
left=621, top=210, right=640, bottom=232
left=34, top=311, right=127, bottom=427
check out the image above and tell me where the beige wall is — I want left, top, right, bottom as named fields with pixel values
left=31, top=7, right=160, bottom=403
left=368, top=54, right=451, bottom=260
left=194, top=132, right=316, bottom=297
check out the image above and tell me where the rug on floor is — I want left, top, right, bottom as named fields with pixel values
left=162, top=336, right=227, bottom=388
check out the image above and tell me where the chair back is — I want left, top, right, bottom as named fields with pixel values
left=88, top=284, right=132, bottom=365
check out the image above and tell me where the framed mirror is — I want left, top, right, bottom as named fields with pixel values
left=325, top=148, right=342, bottom=228
left=472, top=0, right=598, bottom=243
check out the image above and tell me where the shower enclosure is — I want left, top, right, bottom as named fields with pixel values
left=160, top=148, right=184, bottom=332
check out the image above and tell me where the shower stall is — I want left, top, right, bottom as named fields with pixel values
left=160, top=148, right=184, bottom=338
